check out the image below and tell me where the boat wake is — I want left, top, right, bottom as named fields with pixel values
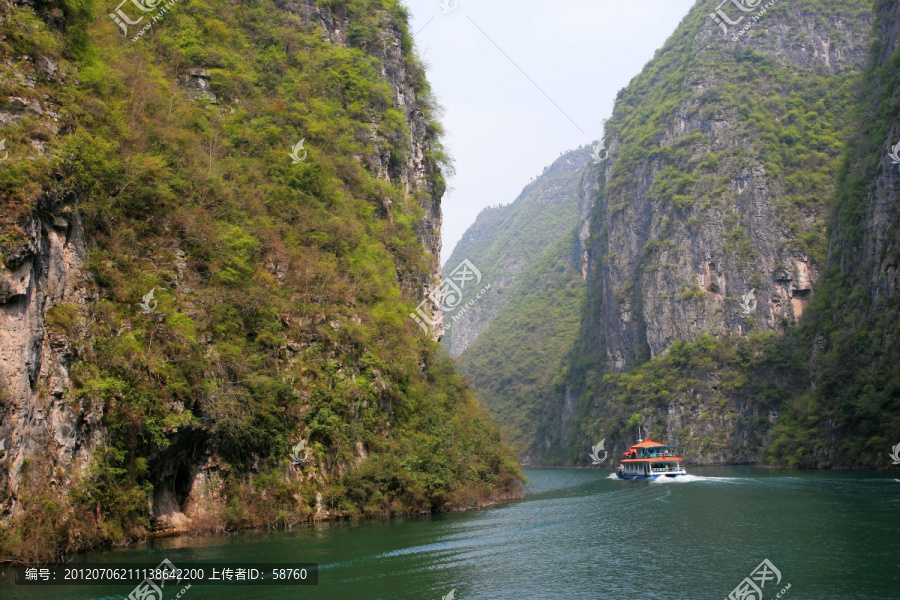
left=607, top=472, right=738, bottom=483
left=650, top=474, right=738, bottom=484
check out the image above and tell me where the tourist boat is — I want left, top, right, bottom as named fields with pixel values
left=616, top=438, right=687, bottom=479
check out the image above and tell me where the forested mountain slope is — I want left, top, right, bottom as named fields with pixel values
left=441, top=146, right=589, bottom=357
left=445, top=0, right=898, bottom=469
left=456, top=230, right=585, bottom=459
left=535, top=0, right=899, bottom=468
left=0, top=0, right=520, bottom=562
left=766, top=0, right=900, bottom=467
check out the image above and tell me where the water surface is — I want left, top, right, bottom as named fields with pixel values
left=2, top=467, right=898, bottom=599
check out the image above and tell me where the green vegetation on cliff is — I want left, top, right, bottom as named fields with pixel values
left=537, top=0, right=900, bottom=468
left=446, top=0, right=898, bottom=469
left=538, top=331, right=801, bottom=465
left=441, top=147, right=589, bottom=357
left=443, top=147, right=590, bottom=455
left=579, top=0, right=900, bottom=466
left=464, top=0, right=873, bottom=466
left=0, top=0, right=519, bottom=562
left=767, top=0, right=900, bottom=467
left=457, top=231, right=585, bottom=456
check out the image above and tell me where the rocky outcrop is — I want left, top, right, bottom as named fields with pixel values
left=583, top=1, right=872, bottom=371
left=0, top=197, right=103, bottom=507
left=861, top=1, right=900, bottom=306
left=576, top=158, right=601, bottom=280
left=0, top=31, right=102, bottom=513
left=180, top=68, right=216, bottom=101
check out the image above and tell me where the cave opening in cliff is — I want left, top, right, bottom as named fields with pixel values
left=174, top=463, right=192, bottom=508
left=151, top=458, right=196, bottom=527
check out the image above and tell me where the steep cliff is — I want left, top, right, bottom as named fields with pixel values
left=767, top=0, right=900, bottom=467
left=0, top=0, right=519, bottom=561
left=441, top=146, right=590, bottom=357
left=587, top=0, right=871, bottom=370
left=533, top=0, right=884, bottom=465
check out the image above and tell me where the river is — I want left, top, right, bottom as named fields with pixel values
left=1, top=467, right=898, bottom=599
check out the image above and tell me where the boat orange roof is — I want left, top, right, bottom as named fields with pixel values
left=629, top=439, right=667, bottom=448
left=621, top=457, right=683, bottom=463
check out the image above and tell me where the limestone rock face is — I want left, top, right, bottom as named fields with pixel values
left=0, top=0, right=446, bottom=523
left=582, top=2, right=872, bottom=371
left=0, top=198, right=102, bottom=504
left=180, top=68, right=216, bottom=101
left=861, top=2, right=900, bottom=307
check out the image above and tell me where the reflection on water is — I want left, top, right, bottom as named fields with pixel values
left=1, top=467, right=898, bottom=599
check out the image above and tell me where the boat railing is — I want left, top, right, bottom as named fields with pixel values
left=650, top=465, right=685, bottom=473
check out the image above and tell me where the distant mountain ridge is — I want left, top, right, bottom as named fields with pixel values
left=455, top=230, right=585, bottom=458
left=441, top=146, right=591, bottom=357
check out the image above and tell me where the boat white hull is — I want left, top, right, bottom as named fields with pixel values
left=616, top=470, right=687, bottom=480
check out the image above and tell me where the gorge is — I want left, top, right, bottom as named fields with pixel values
left=451, top=0, right=900, bottom=470
left=0, top=0, right=898, bottom=575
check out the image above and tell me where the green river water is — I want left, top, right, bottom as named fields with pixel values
left=1, top=467, right=898, bottom=599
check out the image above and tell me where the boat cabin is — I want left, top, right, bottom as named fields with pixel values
left=619, top=439, right=686, bottom=478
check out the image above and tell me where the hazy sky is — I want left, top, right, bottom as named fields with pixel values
left=402, top=0, right=696, bottom=264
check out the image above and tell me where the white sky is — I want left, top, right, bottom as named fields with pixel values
left=402, top=0, right=696, bottom=263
